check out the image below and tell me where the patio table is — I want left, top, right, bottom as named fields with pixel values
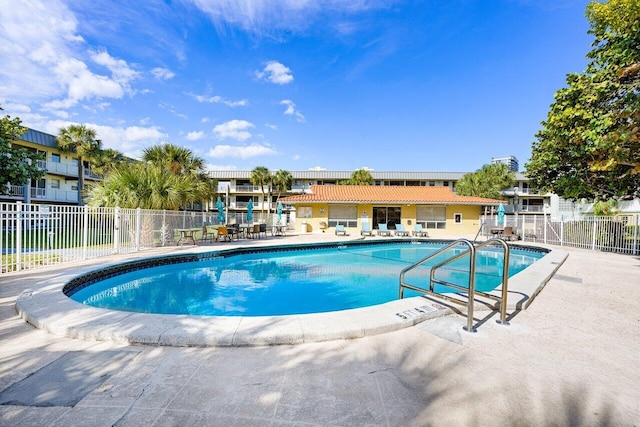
left=176, top=228, right=200, bottom=246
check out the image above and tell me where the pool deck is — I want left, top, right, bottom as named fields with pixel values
left=1, top=232, right=639, bottom=425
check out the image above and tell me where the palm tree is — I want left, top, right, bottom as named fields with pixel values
left=272, top=169, right=293, bottom=203
left=250, top=166, right=272, bottom=215
left=456, top=163, right=514, bottom=199
left=91, top=148, right=126, bottom=176
left=350, top=168, right=373, bottom=185
left=142, top=143, right=204, bottom=176
left=86, top=162, right=199, bottom=210
left=142, top=143, right=215, bottom=209
left=56, top=124, right=102, bottom=205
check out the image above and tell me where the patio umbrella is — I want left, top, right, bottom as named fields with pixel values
left=497, top=203, right=505, bottom=226
left=247, top=199, right=254, bottom=222
left=276, top=201, right=283, bottom=223
left=216, top=196, right=225, bottom=224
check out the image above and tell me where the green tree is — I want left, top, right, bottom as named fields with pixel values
left=0, top=109, right=45, bottom=194
left=456, top=163, right=514, bottom=199
left=91, top=148, right=127, bottom=176
left=56, top=124, right=102, bottom=205
left=250, top=166, right=272, bottom=215
left=142, top=143, right=205, bottom=175
left=526, top=0, right=640, bottom=202
left=86, top=162, right=200, bottom=209
left=272, top=169, right=293, bottom=203
left=142, top=143, right=216, bottom=208
left=338, top=168, right=374, bottom=185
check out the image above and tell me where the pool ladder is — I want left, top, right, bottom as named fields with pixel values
left=399, top=238, right=510, bottom=332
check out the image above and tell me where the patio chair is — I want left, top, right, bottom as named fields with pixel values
left=360, top=222, right=373, bottom=236
left=259, top=223, right=268, bottom=238
left=394, top=224, right=410, bottom=237
left=201, top=225, right=215, bottom=242
left=377, top=224, right=391, bottom=236
left=216, top=226, right=231, bottom=242
left=335, top=224, right=347, bottom=236
left=502, top=226, right=519, bottom=241
left=412, top=224, right=429, bottom=237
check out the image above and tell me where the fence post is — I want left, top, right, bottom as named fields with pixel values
left=16, top=201, right=23, bottom=272
left=591, top=220, right=598, bottom=251
left=634, top=215, right=639, bottom=255
left=161, top=210, right=167, bottom=247
left=543, top=214, right=547, bottom=244
left=135, top=208, right=142, bottom=252
left=560, top=220, right=564, bottom=246
left=114, top=207, right=121, bottom=254
left=82, top=205, right=89, bottom=260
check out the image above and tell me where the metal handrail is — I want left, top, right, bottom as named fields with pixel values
left=473, top=221, right=485, bottom=242
left=399, top=238, right=511, bottom=332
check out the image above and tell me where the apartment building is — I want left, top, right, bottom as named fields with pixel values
left=5, top=127, right=574, bottom=219
left=2, top=128, right=100, bottom=205
left=208, top=169, right=566, bottom=222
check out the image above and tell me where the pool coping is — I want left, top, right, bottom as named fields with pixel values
left=15, top=240, right=568, bottom=347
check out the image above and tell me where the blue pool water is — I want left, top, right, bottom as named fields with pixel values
left=68, top=242, right=544, bottom=316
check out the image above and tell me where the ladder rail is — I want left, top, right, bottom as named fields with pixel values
left=399, top=238, right=511, bottom=332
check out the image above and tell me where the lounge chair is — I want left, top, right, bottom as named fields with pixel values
left=335, top=224, right=347, bottom=236
left=394, top=224, right=410, bottom=237
left=360, top=223, right=373, bottom=236
left=377, top=224, right=391, bottom=236
left=412, top=224, right=429, bottom=237
left=259, top=223, right=268, bottom=238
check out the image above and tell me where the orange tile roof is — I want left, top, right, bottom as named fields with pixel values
left=281, top=185, right=504, bottom=205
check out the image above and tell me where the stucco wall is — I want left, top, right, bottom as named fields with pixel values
left=294, top=203, right=483, bottom=236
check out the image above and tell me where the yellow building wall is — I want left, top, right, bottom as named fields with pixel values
left=295, top=203, right=483, bottom=237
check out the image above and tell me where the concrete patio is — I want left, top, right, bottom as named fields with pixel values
left=0, top=234, right=638, bottom=426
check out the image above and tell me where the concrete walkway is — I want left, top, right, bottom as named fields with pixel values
left=0, top=236, right=639, bottom=426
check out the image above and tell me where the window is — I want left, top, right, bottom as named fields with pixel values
left=328, top=205, right=357, bottom=227
left=443, top=181, right=449, bottom=187
left=454, top=213, right=462, bottom=224
left=52, top=153, right=61, bottom=163
left=297, top=206, right=312, bottom=219
left=50, top=179, right=60, bottom=189
left=428, top=181, right=436, bottom=186
left=416, top=206, right=446, bottom=229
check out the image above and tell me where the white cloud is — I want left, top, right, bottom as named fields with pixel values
left=213, top=119, right=255, bottom=141
left=309, top=166, right=327, bottom=171
left=280, top=100, right=306, bottom=122
left=188, top=0, right=392, bottom=34
left=293, top=154, right=301, bottom=160
left=186, top=131, right=204, bottom=141
left=43, top=120, right=168, bottom=158
left=151, top=67, right=175, bottom=80
left=0, top=1, right=140, bottom=114
left=158, top=102, right=188, bottom=119
left=265, top=123, right=277, bottom=130
left=209, top=143, right=276, bottom=159
left=189, top=92, right=248, bottom=107
left=255, top=61, right=294, bottom=85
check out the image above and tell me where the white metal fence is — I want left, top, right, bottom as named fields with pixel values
left=1, top=202, right=277, bottom=274
left=480, top=214, right=640, bottom=255
left=3, top=201, right=638, bottom=274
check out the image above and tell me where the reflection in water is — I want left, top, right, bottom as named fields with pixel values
left=70, top=244, right=543, bottom=316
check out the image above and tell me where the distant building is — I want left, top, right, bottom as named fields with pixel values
left=491, top=155, right=519, bottom=172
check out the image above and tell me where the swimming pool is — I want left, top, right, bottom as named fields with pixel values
left=65, top=241, right=545, bottom=316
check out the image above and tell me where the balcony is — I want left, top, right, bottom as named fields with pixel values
left=5, top=185, right=78, bottom=203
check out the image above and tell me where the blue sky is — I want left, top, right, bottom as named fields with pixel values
left=1, top=0, right=592, bottom=172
